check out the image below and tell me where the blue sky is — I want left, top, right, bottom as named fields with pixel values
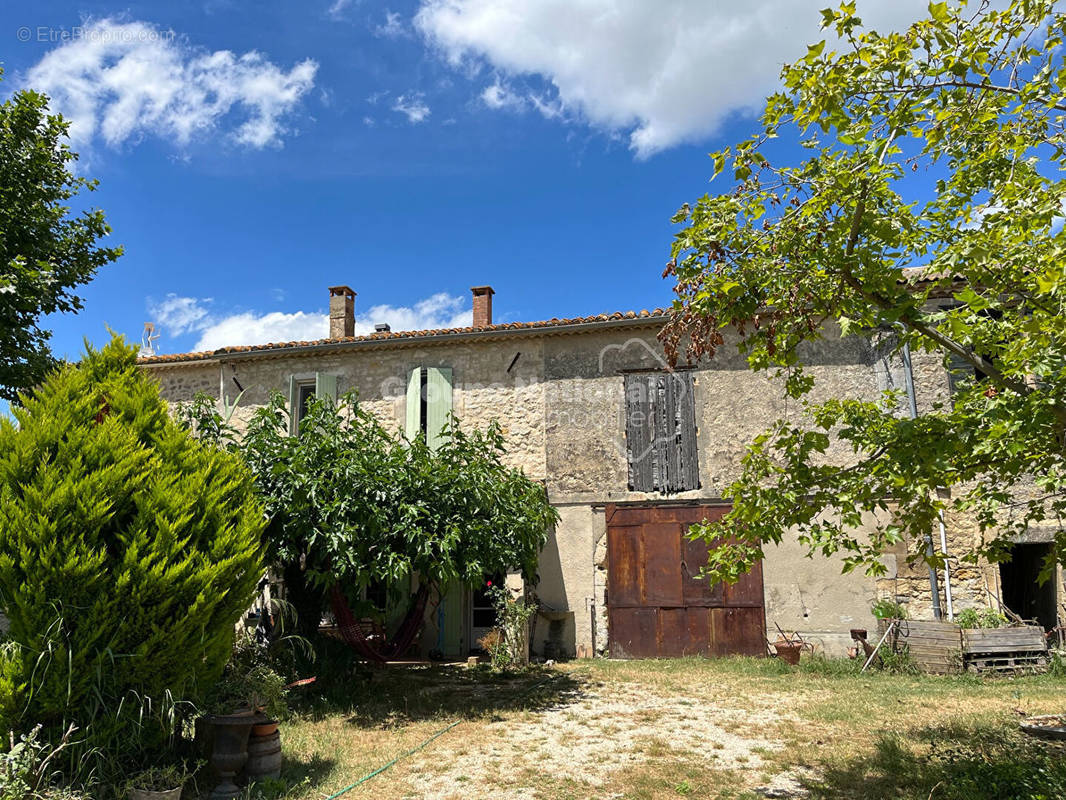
left=1, top=0, right=930, bottom=358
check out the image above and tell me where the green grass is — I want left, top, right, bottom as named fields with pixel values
left=235, top=656, right=1066, bottom=800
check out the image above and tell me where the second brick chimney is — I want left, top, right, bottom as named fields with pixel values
left=329, top=285, right=356, bottom=338
left=471, top=285, right=494, bottom=327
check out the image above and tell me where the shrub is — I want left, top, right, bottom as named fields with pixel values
left=871, top=599, right=907, bottom=620
left=956, top=607, right=1009, bottom=629
left=1, top=724, right=81, bottom=800
left=479, top=585, right=536, bottom=671
left=0, top=338, right=265, bottom=779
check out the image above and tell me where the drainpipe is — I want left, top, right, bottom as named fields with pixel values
left=901, top=341, right=944, bottom=620
left=938, top=510, right=954, bottom=620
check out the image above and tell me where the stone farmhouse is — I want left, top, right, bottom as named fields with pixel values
left=139, top=284, right=1061, bottom=659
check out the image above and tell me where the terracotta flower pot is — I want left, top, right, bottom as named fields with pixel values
left=251, top=719, right=279, bottom=737
left=774, top=640, right=802, bottom=666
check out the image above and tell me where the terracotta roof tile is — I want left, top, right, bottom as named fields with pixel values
left=138, top=307, right=671, bottom=365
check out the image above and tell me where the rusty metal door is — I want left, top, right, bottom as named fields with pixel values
left=606, top=504, right=765, bottom=658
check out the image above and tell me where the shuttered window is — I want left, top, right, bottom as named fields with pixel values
left=287, top=372, right=339, bottom=435
left=946, top=351, right=975, bottom=395
left=405, top=366, right=453, bottom=450
left=624, top=371, right=699, bottom=493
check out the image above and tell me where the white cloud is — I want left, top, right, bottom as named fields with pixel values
left=24, top=18, right=317, bottom=151
left=375, top=11, right=409, bottom=38
left=193, top=310, right=330, bottom=351
left=480, top=80, right=524, bottom=111
left=392, top=93, right=431, bottom=123
left=328, top=0, right=355, bottom=19
left=359, top=293, right=472, bottom=334
left=148, top=292, right=473, bottom=352
left=150, top=293, right=213, bottom=335
left=415, top=0, right=929, bottom=157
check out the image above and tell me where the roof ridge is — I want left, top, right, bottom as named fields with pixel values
left=139, top=307, right=671, bottom=365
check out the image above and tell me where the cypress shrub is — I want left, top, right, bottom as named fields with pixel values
left=0, top=337, right=264, bottom=778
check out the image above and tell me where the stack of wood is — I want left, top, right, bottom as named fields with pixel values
left=962, top=626, right=1048, bottom=674
left=876, top=619, right=1048, bottom=675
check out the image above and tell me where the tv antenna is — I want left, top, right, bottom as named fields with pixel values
left=140, top=322, right=160, bottom=357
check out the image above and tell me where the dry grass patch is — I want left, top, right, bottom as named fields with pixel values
left=259, top=656, right=1066, bottom=800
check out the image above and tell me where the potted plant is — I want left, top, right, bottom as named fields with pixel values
left=212, top=662, right=288, bottom=721
left=126, top=764, right=190, bottom=800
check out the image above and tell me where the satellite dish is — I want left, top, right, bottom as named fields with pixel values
left=139, top=322, right=160, bottom=357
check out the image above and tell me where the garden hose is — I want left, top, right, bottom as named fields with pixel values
left=321, top=673, right=557, bottom=799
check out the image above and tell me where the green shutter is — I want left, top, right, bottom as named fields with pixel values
left=439, top=579, right=465, bottom=658
left=426, top=366, right=453, bottom=452
left=405, top=367, right=421, bottom=441
left=315, top=372, right=338, bottom=403
left=287, top=375, right=298, bottom=436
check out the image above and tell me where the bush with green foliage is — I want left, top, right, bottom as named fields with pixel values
left=956, top=607, right=1009, bottom=629
left=0, top=338, right=265, bottom=780
left=871, top=600, right=908, bottom=621
left=1, top=724, right=81, bottom=800
left=181, top=391, right=559, bottom=640
left=478, top=585, right=537, bottom=671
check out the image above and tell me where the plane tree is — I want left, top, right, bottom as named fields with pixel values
left=662, top=0, right=1066, bottom=582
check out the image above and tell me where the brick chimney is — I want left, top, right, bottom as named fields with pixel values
left=329, top=286, right=356, bottom=338
left=471, top=285, right=494, bottom=327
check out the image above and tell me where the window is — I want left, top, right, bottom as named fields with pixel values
left=405, top=366, right=452, bottom=450
left=942, top=303, right=1000, bottom=396
left=624, top=370, right=699, bottom=493
left=287, top=373, right=338, bottom=435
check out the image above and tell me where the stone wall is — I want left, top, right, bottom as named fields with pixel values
left=143, top=317, right=1050, bottom=659
left=539, top=325, right=889, bottom=657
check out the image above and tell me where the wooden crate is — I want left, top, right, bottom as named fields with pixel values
left=893, top=620, right=964, bottom=674
left=876, top=620, right=1048, bottom=674
left=962, top=625, right=1048, bottom=674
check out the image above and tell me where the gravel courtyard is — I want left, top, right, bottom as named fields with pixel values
left=278, top=657, right=1066, bottom=800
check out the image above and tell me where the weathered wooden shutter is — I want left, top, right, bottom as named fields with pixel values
left=425, top=366, right=453, bottom=452
left=624, top=373, right=655, bottom=491
left=287, top=375, right=299, bottom=436
left=674, top=371, right=700, bottom=491
left=315, top=372, right=338, bottom=403
left=653, top=373, right=675, bottom=490
left=405, top=367, right=421, bottom=441
left=625, top=371, right=699, bottom=492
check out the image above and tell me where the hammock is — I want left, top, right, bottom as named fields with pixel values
left=329, top=583, right=430, bottom=663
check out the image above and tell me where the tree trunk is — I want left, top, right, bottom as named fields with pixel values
left=282, top=561, right=325, bottom=641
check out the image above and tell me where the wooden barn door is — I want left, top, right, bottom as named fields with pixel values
left=606, top=504, right=765, bottom=659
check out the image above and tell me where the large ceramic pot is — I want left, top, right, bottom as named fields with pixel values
left=208, top=714, right=256, bottom=800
